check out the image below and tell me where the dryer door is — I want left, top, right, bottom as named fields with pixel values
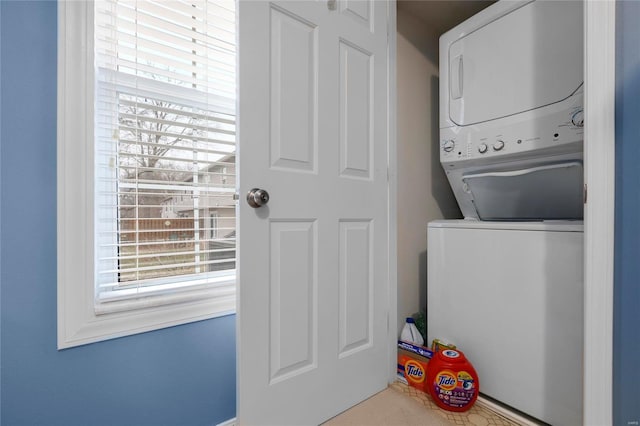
left=448, top=0, right=583, bottom=126
left=462, top=162, right=583, bottom=220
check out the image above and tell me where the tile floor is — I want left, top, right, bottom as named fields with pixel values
left=325, top=381, right=531, bottom=426
left=388, top=382, right=523, bottom=426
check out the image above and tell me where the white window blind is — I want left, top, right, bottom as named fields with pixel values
left=94, top=0, right=236, bottom=311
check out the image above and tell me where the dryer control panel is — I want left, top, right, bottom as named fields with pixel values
left=440, top=93, right=583, bottom=165
left=438, top=92, right=584, bottom=221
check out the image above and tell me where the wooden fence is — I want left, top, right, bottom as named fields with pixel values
left=119, top=218, right=205, bottom=243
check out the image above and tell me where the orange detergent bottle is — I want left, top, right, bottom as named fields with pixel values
left=425, top=348, right=479, bottom=412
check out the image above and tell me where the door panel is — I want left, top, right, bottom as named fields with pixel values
left=269, top=220, right=317, bottom=383
left=339, top=40, right=373, bottom=179
left=270, top=7, right=318, bottom=172
left=238, top=1, right=390, bottom=424
left=338, top=219, right=373, bottom=356
left=340, top=0, right=373, bottom=32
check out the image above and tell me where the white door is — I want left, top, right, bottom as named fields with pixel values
left=238, top=1, right=392, bottom=424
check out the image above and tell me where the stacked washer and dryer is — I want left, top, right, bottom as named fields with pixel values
left=427, top=1, right=584, bottom=425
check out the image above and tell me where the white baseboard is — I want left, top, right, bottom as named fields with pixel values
left=216, top=417, right=236, bottom=426
left=476, top=397, right=542, bottom=426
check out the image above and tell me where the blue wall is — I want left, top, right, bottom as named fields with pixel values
left=615, top=1, right=640, bottom=425
left=0, top=2, right=236, bottom=425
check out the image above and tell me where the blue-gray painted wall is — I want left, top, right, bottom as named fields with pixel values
left=0, top=2, right=236, bottom=425
left=615, top=1, right=640, bottom=425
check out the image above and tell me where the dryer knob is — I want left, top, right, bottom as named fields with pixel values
left=571, top=109, right=584, bottom=127
left=443, top=140, right=455, bottom=152
left=478, top=143, right=488, bottom=154
left=493, top=140, right=505, bottom=151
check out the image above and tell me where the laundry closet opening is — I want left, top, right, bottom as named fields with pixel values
left=396, top=1, right=585, bottom=425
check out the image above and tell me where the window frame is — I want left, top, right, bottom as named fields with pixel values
left=57, top=0, right=236, bottom=350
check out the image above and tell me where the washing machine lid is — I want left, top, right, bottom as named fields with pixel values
left=448, top=0, right=583, bottom=126
left=462, top=161, right=583, bottom=221
left=428, top=220, right=584, bottom=232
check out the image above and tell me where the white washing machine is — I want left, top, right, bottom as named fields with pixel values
left=427, top=220, right=583, bottom=425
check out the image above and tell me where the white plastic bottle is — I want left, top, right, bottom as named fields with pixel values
left=400, top=317, right=424, bottom=346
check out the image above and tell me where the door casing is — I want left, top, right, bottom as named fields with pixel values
left=583, top=1, right=615, bottom=424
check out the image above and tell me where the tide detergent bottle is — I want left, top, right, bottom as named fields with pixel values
left=425, top=348, right=479, bottom=412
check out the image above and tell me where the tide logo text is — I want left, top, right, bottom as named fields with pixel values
left=404, top=360, right=425, bottom=383
left=434, top=371, right=458, bottom=391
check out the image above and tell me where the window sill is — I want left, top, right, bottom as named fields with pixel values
left=97, top=270, right=235, bottom=309
left=95, top=278, right=236, bottom=315
left=58, top=287, right=236, bottom=350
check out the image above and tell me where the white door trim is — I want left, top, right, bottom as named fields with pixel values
left=387, top=0, right=398, bottom=384
left=583, top=1, right=616, bottom=424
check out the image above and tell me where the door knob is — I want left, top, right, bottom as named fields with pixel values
left=247, top=188, right=270, bottom=208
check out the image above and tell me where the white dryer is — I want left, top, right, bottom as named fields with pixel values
left=439, top=0, right=584, bottom=221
